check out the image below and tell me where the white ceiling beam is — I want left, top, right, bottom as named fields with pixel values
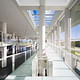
left=54, top=0, right=78, bottom=26
left=45, top=6, right=65, bottom=10
left=12, top=0, right=36, bottom=37
left=47, top=0, right=74, bottom=36
left=13, top=0, right=35, bottom=29
left=19, top=6, right=65, bottom=10
left=16, top=0, right=71, bottom=7
left=46, top=11, right=63, bottom=38
left=54, top=11, right=64, bottom=26
left=22, top=10, right=35, bottom=29
left=20, top=6, right=39, bottom=10
left=67, top=0, right=78, bottom=10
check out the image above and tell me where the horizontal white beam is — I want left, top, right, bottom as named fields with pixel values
left=20, top=6, right=39, bottom=10
left=20, top=6, right=65, bottom=10
left=16, top=0, right=71, bottom=7
left=45, top=6, right=65, bottom=10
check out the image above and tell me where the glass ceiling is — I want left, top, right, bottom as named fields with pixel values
left=27, top=10, right=56, bottom=27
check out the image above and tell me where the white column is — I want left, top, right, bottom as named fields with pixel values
left=39, top=1, right=45, bottom=55
left=12, top=45, right=15, bottom=71
left=64, top=9, right=72, bottom=68
left=12, top=33, right=16, bottom=39
left=25, top=51, right=26, bottom=61
left=0, top=22, right=7, bottom=68
left=53, top=31, right=54, bottom=45
left=42, top=25, right=45, bottom=50
left=51, top=32, right=53, bottom=45
left=2, top=47, right=7, bottom=68
left=48, top=60, right=53, bottom=76
left=30, top=47, right=32, bottom=57
left=57, top=22, right=61, bottom=47
left=49, top=35, right=51, bottom=43
left=57, top=22, right=61, bottom=56
left=54, top=30, right=56, bottom=46
left=49, top=34, right=51, bottom=43
left=38, top=0, right=45, bottom=76
left=2, top=22, right=7, bottom=42
left=53, top=30, right=55, bottom=46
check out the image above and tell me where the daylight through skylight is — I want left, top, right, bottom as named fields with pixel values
left=27, top=10, right=56, bottom=27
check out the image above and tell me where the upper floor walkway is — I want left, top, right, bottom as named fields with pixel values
left=5, top=43, right=80, bottom=80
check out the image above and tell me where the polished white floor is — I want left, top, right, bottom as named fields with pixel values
left=6, top=43, right=79, bottom=80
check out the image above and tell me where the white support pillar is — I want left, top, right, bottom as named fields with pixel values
left=64, top=9, right=72, bottom=68
left=0, top=22, right=7, bottom=68
left=53, top=28, right=57, bottom=53
left=2, top=22, right=7, bottom=42
left=2, top=47, right=7, bottom=68
left=25, top=51, right=26, bottom=61
left=52, top=31, right=54, bottom=45
left=48, top=60, right=53, bottom=76
left=49, top=34, right=51, bottom=43
left=12, top=33, right=16, bottom=39
left=12, top=54, right=15, bottom=72
left=52, top=32, right=54, bottom=44
left=38, top=0, right=46, bottom=76
left=57, top=22, right=61, bottom=56
left=57, top=22, right=61, bottom=47
left=54, top=29, right=57, bottom=46
left=51, top=32, right=53, bottom=45
left=12, top=45, right=15, bottom=72
left=39, top=0, right=45, bottom=55
left=53, top=30, right=55, bottom=46
left=30, top=47, right=32, bottom=57
left=42, top=25, right=45, bottom=50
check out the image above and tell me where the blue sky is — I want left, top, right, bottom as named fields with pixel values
left=61, top=24, right=80, bottom=40
left=71, top=24, right=80, bottom=39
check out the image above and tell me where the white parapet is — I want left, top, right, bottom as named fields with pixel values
left=47, top=60, right=53, bottom=76
left=32, top=55, right=38, bottom=76
left=32, top=53, right=53, bottom=76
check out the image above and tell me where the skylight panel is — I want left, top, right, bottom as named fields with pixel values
left=27, top=10, right=56, bottom=27
left=45, top=10, right=56, bottom=15
left=34, top=16, right=40, bottom=21
left=45, top=16, right=53, bottom=21
left=44, top=10, right=56, bottom=27
left=32, top=10, right=40, bottom=15
left=45, top=10, right=51, bottom=14
left=45, top=21, right=51, bottom=25
left=35, top=21, right=40, bottom=26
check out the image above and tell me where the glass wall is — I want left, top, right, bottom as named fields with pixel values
left=60, top=18, right=65, bottom=47
left=71, top=1, right=80, bottom=55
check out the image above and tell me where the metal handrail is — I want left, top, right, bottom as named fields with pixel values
left=0, top=49, right=31, bottom=61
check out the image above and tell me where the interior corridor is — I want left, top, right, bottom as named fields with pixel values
left=0, top=0, right=80, bottom=80
left=5, top=43, right=79, bottom=80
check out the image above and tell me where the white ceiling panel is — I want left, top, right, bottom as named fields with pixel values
left=16, top=0, right=40, bottom=6
left=0, top=0, right=36, bottom=38
left=45, top=0, right=70, bottom=6
left=16, top=0, right=70, bottom=7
